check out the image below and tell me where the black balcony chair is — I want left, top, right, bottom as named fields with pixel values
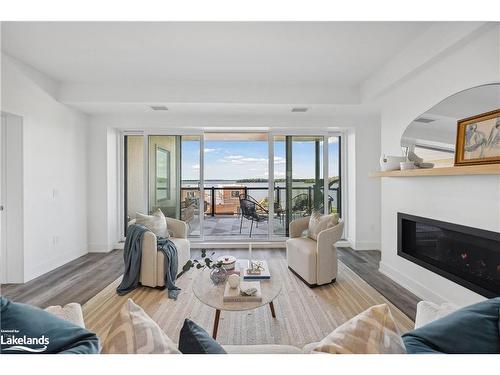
left=239, top=197, right=268, bottom=237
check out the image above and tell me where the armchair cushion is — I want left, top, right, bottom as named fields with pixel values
left=135, top=209, right=169, bottom=237
left=308, top=212, right=339, bottom=241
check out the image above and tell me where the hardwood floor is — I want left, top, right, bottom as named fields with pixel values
left=1, top=250, right=124, bottom=309
left=337, top=248, right=420, bottom=319
left=1, top=247, right=420, bottom=320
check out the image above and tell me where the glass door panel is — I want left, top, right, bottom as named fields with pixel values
left=124, top=135, right=144, bottom=232
left=291, top=136, right=324, bottom=219
left=181, top=135, right=202, bottom=238
left=273, top=135, right=324, bottom=236
left=148, top=135, right=180, bottom=218
left=273, top=136, right=287, bottom=236
left=328, top=135, right=341, bottom=215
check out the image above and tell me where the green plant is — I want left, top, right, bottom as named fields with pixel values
left=182, top=249, right=223, bottom=273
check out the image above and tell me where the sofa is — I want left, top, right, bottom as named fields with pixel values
left=129, top=217, right=191, bottom=287
left=42, top=299, right=459, bottom=354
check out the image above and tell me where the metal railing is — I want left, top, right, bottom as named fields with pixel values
left=181, top=185, right=340, bottom=217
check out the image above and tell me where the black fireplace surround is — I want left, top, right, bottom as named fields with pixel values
left=397, top=213, right=500, bottom=298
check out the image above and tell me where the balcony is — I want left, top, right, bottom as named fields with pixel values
left=181, top=184, right=340, bottom=240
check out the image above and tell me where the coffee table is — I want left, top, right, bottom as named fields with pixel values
left=192, top=260, right=282, bottom=339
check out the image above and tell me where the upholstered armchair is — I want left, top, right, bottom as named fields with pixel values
left=128, top=217, right=191, bottom=288
left=286, top=216, right=344, bottom=287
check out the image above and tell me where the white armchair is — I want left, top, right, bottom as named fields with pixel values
left=128, top=217, right=191, bottom=288
left=286, top=216, right=344, bottom=287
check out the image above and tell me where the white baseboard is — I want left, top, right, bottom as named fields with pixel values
left=349, top=240, right=380, bottom=250
left=378, top=261, right=447, bottom=304
left=24, top=248, right=87, bottom=283
left=87, top=243, right=115, bottom=253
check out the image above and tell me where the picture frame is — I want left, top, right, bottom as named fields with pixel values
left=454, top=109, right=500, bottom=166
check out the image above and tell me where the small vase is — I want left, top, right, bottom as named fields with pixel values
left=210, top=267, right=228, bottom=285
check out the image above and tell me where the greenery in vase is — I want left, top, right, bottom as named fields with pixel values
left=182, top=249, right=223, bottom=273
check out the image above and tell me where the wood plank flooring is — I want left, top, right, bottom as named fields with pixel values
left=337, top=248, right=420, bottom=319
left=1, top=250, right=124, bottom=308
left=1, top=247, right=420, bottom=320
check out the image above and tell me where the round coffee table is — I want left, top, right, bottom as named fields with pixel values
left=192, top=262, right=282, bottom=339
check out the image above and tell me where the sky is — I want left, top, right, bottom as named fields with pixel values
left=181, top=137, right=339, bottom=181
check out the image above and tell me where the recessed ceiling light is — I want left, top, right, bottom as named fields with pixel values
left=291, top=107, right=308, bottom=113
left=150, top=105, right=168, bottom=111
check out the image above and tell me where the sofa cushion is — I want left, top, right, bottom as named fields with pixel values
left=308, top=211, right=338, bottom=241
left=402, top=297, right=500, bottom=354
left=135, top=209, right=168, bottom=237
left=178, top=319, right=226, bottom=354
left=0, top=297, right=100, bottom=354
left=102, top=299, right=180, bottom=354
left=312, top=304, right=406, bottom=354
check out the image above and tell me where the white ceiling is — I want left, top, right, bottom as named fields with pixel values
left=1, top=22, right=432, bottom=88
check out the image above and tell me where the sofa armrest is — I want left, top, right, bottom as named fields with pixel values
left=166, top=217, right=188, bottom=238
left=289, top=216, right=310, bottom=238
left=414, top=300, right=459, bottom=329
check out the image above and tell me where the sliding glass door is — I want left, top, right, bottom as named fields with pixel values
left=273, top=135, right=327, bottom=236
left=123, top=131, right=342, bottom=241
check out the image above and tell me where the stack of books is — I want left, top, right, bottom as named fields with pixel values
left=242, top=260, right=271, bottom=280
left=223, top=281, right=262, bottom=302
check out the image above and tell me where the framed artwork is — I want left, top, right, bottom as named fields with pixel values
left=455, top=109, right=500, bottom=166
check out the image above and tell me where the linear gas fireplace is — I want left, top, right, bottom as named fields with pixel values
left=397, top=213, right=500, bottom=298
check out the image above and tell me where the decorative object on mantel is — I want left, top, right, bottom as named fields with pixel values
left=455, top=109, right=500, bottom=166
left=182, top=250, right=228, bottom=285
left=380, top=150, right=434, bottom=172
left=407, top=150, right=434, bottom=169
left=379, top=154, right=407, bottom=171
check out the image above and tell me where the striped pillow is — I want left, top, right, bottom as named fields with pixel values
left=102, top=299, right=180, bottom=354
left=312, top=304, right=406, bottom=354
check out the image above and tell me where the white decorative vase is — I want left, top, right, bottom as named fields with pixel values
left=380, top=155, right=407, bottom=171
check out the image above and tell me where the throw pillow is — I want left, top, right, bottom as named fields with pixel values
left=45, top=303, right=86, bottom=328
left=0, top=297, right=100, bottom=354
left=178, top=319, right=227, bottom=354
left=308, top=211, right=339, bottom=241
left=402, top=297, right=500, bottom=354
left=102, top=299, right=180, bottom=354
left=135, top=208, right=168, bottom=237
left=312, top=304, right=406, bottom=354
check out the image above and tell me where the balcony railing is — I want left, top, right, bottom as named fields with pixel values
left=181, top=185, right=340, bottom=217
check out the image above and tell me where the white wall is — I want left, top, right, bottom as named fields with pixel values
left=1, top=54, right=89, bottom=282
left=86, top=111, right=381, bottom=252
left=377, top=26, right=500, bottom=306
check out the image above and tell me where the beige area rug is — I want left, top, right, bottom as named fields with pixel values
left=83, top=259, right=414, bottom=347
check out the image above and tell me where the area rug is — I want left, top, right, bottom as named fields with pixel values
left=83, top=258, right=415, bottom=347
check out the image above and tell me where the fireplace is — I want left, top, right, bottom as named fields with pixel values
left=397, top=213, right=500, bottom=298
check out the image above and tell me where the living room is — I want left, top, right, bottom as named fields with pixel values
left=1, top=1, right=499, bottom=373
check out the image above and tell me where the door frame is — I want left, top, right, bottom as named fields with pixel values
left=120, top=129, right=205, bottom=241
left=119, top=128, right=346, bottom=243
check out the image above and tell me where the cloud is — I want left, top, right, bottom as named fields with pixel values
left=328, top=137, right=339, bottom=144
left=204, top=148, right=217, bottom=153
left=192, top=164, right=200, bottom=169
